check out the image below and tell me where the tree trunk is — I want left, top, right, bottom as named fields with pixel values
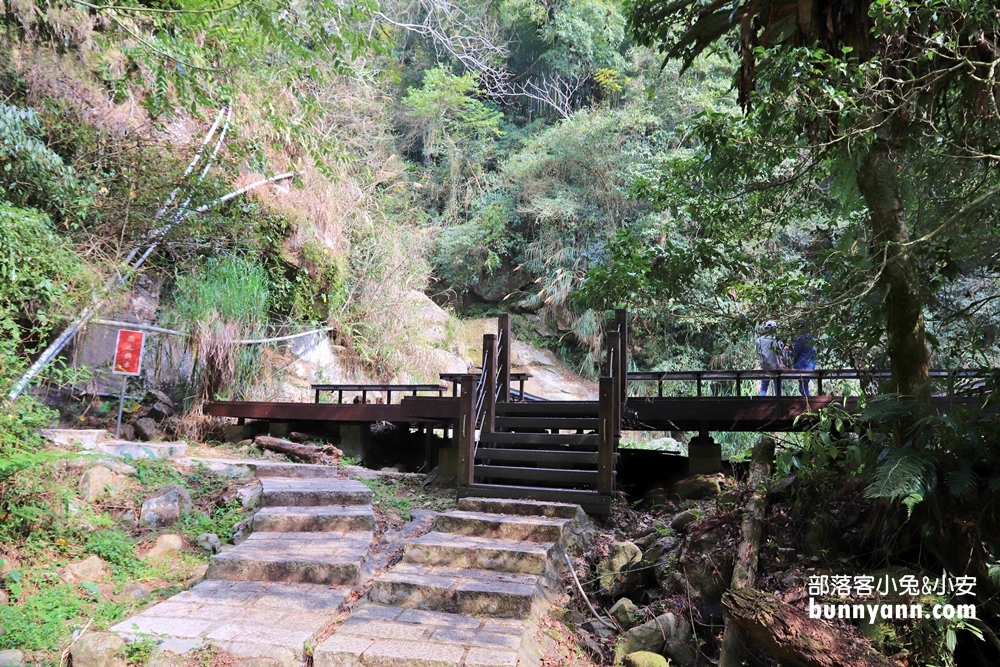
left=857, top=141, right=929, bottom=398
left=723, top=588, right=894, bottom=667
left=718, top=436, right=774, bottom=667
left=254, top=435, right=339, bottom=464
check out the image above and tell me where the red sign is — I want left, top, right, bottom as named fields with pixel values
left=113, top=329, right=146, bottom=376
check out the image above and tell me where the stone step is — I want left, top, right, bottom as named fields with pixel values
left=314, top=603, right=528, bottom=667
left=369, top=563, right=540, bottom=619
left=110, top=580, right=349, bottom=661
left=206, top=532, right=372, bottom=585
left=457, top=496, right=586, bottom=521
left=253, top=505, right=375, bottom=533
left=433, top=509, right=570, bottom=544
left=404, top=532, right=553, bottom=575
left=253, top=461, right=339, bottom=478
left=260, top=477, right=372, bottom=507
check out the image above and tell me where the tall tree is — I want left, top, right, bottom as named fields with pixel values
left=626, top=0, right=1000, bottom=398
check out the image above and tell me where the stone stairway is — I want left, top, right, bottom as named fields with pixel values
left=111, top=462, right=374, bottom=664
left=314, top=496, right=588, bottom=667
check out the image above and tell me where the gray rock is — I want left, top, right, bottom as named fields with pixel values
left=116, top=510, right=135, bottom=528
left=623, top=652, right=668, bottom=667
left=648, top=535, right=683, bottom=583
left=598, top=541, right=643, bottom=599
left=70, top=632, right=126, bottom=667
left=143, top=534, right=185, bottom=560
left=234, top=660, right=283, bottom=667
left=145, top=389, right=175, bottom=409
left=236, top=481, right=262, bottom=509
left=60, top=556, right=108, bottom=584
left=615, top=613, right=693, bottom=665
left=139, top=485, right=192, bottom=527
left=79, top=466, right=128, bottom=503
left=581, top=619, right=616, bottom=639
left=133, top=417, right=157, bottom=441
left=147, top=402, right=175, bottom=422
left=670, top=510, right=700, bottom=532
left=117, top=423, right=135, bottom=442
left=122, top=583, right=150, bottom=600
left=196, top=533, right=221, bottom=554
left=147, top=653, right=185, bottom=667
left=672, top=474, right=722, bottom=500
left=232, top=518, right=252, bottom=545
left=0, top=650, right=23, bottom=667
left=609, top=597, right=640, bottom=629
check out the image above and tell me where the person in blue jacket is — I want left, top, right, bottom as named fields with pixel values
left=792, top=318, right=816, bottom=396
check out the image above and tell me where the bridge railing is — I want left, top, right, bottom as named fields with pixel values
left=626, top=369, right=998, bottom=398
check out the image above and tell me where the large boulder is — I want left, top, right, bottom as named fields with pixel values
left=143, top=534, right=185, bottom=560
left=60, top=556, right=108, bottom=584
left=672, top=474, right=723, bottom=500
left=670, top=510, right=700, bottom=532
left=79, top=466, right=129, bottom=503
left=139, top=485, right=193, bottom=528
left=615, top=613, right=694, bottom=666
left=598, top=541, right=643, bottom=599
left=70, top=632, right=126, bottom=667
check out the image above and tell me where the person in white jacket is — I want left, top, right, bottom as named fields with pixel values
left=756, top=320, right=786, bottom=396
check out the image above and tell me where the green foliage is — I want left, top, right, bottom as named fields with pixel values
left=177, top=499, right=249, bottom=543
left=84, top=529, right=139, bottom=569
left=0, top=104, right=93, bottom=223
left=0, top=582, right=83, bottom=650
left=0, top=204, right=96, bottom=369
left=433, top=195, right=521, bottom=287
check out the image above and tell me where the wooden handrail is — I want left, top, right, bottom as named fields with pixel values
left=483, top=334, right=497, bottom=434
left=498, top=314, right=511, bottom=403
left=458, top=375, right=475, bottom=486
left=598, top=376, right=614, bottom=494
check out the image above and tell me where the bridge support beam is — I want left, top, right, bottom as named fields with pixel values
left=688, top=434, right=722, bottom=474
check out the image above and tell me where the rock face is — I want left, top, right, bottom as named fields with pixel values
left=670, top=510, right=700, bottom=532
left=196, top=533, right=221, bottom=553
left=672, top=474, right=723, bottom=499
left=237, top=480, right=263, bottom=509
left=79, top=466, right=129, bottom=503
left=133, top=417, right=157, bottom=441
left=147, top=401, right=174, bottom=422
left=139, top=486, right=193, bottom=527
left=598, top=541, right=643, bottom=599
left=60, top=556, right=108, bottom=583
left=143, top=534, right=185, bottom=560
left=70, top=632, right=126, bottom=667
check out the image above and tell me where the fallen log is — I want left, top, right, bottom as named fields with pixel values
left=718, top=436, right=774, bottom=667
left=254, top=435, right=334, bottom=464
left=723, top=588, right=894, bottom=667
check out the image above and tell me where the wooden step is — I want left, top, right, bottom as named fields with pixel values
left=495, top=402, right=599, bottom=417
left=473, top=465, right=599, bottom=485
left=458, top=485, right=611, bottom=516
left=493, top=417, right=599, bottom=430
left=480, top=432, right=600, bottom=446
left=474, top=448, right=599, bottom=465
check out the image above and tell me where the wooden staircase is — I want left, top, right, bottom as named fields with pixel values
left=456, top=312, right=628, bottom=516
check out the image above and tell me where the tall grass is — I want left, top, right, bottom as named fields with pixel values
left=171, top=256, right=270, bottom=405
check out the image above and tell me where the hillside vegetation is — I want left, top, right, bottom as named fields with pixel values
left=2, top=0, right=1000, bottom=664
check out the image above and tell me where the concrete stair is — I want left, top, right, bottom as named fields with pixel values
left=206, top=531, right=372, bottom=585
left=260, top=477, right=373, bottom=507
left=316, top=496, right=589, bottom=667
left=112, top=463, right=377, bottom=665
left=253, top=504, right=376, bottom=532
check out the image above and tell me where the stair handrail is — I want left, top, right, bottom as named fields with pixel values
left=598, top=329, right=621, bottom=495
left=498, top=314, right=511, bottom=403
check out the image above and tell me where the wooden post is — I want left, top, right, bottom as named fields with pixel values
left=498, top=314, right=511, bottom=403
left=615, top=308, right=628, bottom=405
left=483, top=334, right=497, bottom=434
left=458, top=375, right=475, bottom=487
left=607, top=331, right=621, bottom=438
left=598, top=377, right=615, bottom=494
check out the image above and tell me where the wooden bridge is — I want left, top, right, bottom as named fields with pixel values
left=206, top=310, right=995, bottom=515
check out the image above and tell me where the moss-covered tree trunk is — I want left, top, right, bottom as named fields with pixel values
left=718, top=436, right=774, bottom=667
left=723, top=588, right=894, bottom=667
left=857, top=141, right=929, bottom=399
